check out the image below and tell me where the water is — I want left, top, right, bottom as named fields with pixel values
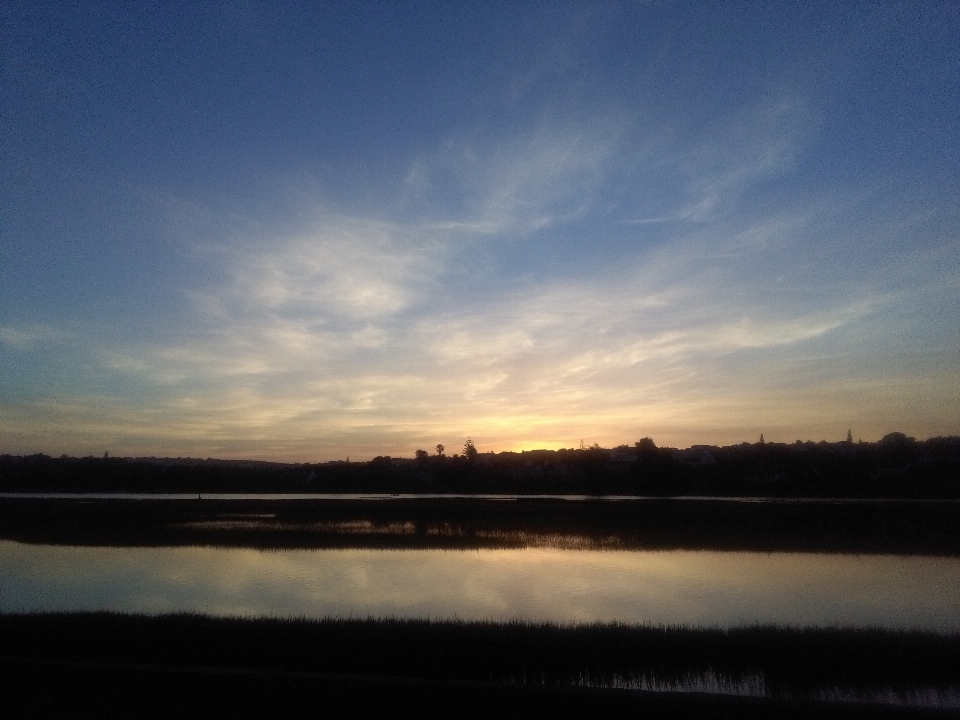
left=3, top=540, right=958, bottom=630
left=4, top=492, right=955, bottom=503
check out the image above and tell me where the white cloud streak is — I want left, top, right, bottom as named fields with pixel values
left=0, top=325, right=67, bottom=351
left=2, top=90, right=955, bottom=459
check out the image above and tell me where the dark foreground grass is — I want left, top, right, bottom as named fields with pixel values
left=10, top=656, right=945, bottom=720
left=2, top=613, right=958, bottom=718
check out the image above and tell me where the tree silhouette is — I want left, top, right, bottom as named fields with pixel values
left=435, top=444, right=445, bottom=457
left=635, top=437, right=658, bottom=463
left=463, top=438, right=478, bottom=462
left=415, top=449, right=428, bottom=466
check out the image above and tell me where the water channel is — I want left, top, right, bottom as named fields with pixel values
left=3, top=540, right=958, bottom=630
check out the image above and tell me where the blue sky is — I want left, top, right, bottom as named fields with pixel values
left=2, top=1, right=958, bottom=461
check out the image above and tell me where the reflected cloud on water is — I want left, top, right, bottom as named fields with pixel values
left=2, top=540, right=959, bottom=630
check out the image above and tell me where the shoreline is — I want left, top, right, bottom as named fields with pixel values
left=3, top=495, right=959, bottom=554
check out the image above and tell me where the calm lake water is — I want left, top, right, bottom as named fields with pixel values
left=4, top=492, right=955, bottom=502
left=3, top=540, right=958, bottom=630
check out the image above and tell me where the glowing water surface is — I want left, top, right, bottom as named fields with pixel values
left=2, top=541, right=958, bottom=630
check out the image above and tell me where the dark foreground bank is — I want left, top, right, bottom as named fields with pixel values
left=2, top=495, right=959, bottom=554
left=1, top=614, right=958, bottom=719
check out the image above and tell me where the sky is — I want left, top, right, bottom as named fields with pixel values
left=2, top=2, right=958, bottom=462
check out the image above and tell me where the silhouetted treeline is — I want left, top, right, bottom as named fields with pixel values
left=2, top=433, right=958, bottom=498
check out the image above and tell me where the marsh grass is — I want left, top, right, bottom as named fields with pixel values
left=2, top=613, right=958, bottom=707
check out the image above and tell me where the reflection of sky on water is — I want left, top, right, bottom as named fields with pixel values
left=2, top=541, right=958, bottom=630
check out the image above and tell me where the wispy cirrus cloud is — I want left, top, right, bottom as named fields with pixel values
left=12, top=174, right=954, bottom=460
left=213, top=214, right=445, bottom=321
left=622, top=91, right=819, bottom=224
left=408, top=115, right=629, bottom=237
left=14, top=159, right=940, bottom=459
left=0, top=324, right=68, bottom=352
left=3, top=84, right=953, bottom=461
left=3, top=3, right=957, bottom=462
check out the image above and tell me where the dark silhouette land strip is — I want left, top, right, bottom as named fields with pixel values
left=2, top=495, right=959, bottom=554
left=3, top=433, right=958, bottom=498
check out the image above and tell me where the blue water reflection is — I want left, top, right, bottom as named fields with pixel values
left=3, top=540, right=958, bottom=630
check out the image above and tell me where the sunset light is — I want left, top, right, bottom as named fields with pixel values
left=3, top=3, right=957, bottom=461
